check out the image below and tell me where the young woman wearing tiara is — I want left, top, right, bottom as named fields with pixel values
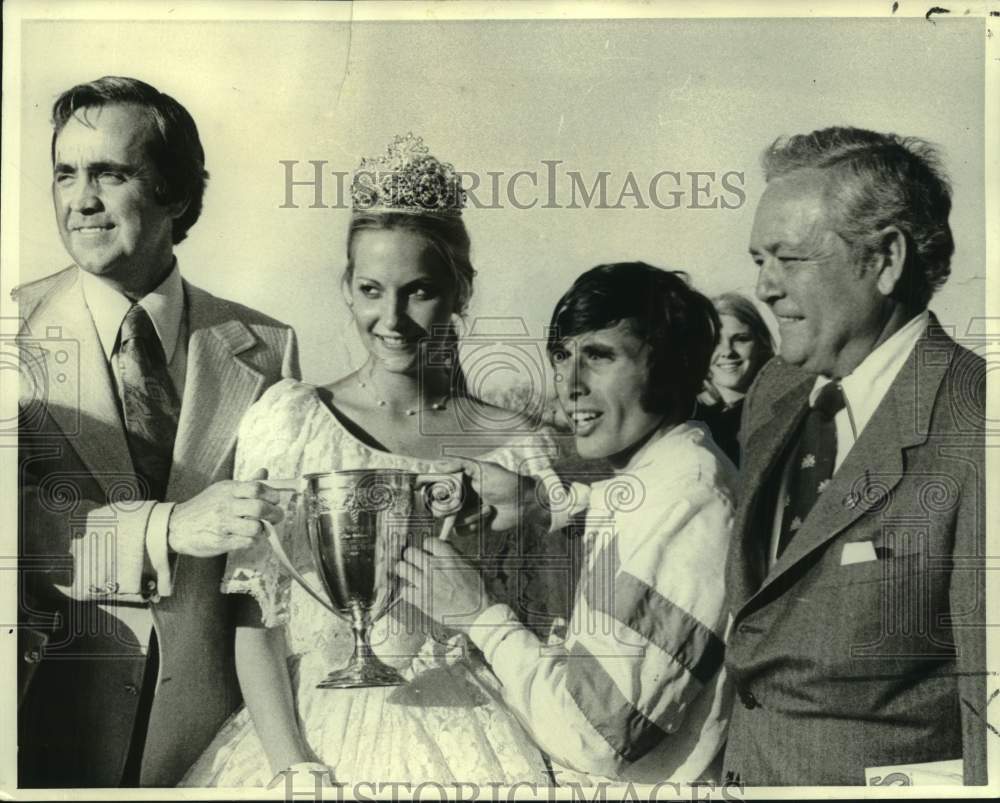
left=181, top=136, right=558, bottom=787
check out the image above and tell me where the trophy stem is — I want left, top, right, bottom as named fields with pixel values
left=352, top=625, right=376, bottom=663
left=316, top=602, right=406, bottom=689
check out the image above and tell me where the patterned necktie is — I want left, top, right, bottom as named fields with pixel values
left=776, top=381, right=847, bottom=557
left=118, top=304, right=180, bottom=501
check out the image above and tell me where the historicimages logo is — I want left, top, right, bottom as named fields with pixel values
left=279, top=159, right=746, bottom=211
left=268, top=769, right=745, bottom=802
left=3, top=318, right=80, bottom=437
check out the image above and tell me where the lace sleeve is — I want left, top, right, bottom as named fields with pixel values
left=220, top=379, right=313, bottom=627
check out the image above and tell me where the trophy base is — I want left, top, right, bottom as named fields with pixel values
left=317, top=659, right=406, bottom=689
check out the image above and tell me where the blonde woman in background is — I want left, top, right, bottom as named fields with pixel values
left=696, top=293, right=775, bottom=465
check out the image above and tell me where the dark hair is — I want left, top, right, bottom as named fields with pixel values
left=761, top=126, right=953, bottom=310
left=51, top=76, right=208, bottom=244
left=547, top=262, right=720, bottom=422
left=344, top=211, right=477, bottom=396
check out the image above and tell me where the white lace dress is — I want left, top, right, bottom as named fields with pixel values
left=181, top=379, right=559, bottom=787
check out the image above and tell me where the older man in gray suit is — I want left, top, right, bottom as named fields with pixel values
left=17, top=76, right=298, bottom=787
left=722, top=127, right=987, bottom=786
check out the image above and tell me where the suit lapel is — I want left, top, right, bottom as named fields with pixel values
left=22, top=271, right=135, bottom=496
left=752, top=330, right=949, bottom=598
left=729, top=373, right=812, bottom=609
left=167, top=283, right=266, bottom=502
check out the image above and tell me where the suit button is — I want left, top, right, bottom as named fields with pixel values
left=738, top=685, right=758, bottom=709
left=23, top=649, right=42, bottom=664
left=124, top=682, right=139, bottom=696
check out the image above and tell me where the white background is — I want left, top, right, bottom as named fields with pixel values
left=15, top=15, right=987, bottom=385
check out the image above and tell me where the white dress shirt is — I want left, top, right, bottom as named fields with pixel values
left=80, top=262, right=188, bottom=603
left=768, top=311, right=930, bottom=565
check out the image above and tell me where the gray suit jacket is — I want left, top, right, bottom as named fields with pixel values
left=16, top=266, right=299, bottom=787
left=722, top=317, right=987, bottom=786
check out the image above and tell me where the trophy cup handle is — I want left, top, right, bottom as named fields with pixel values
left=437, top=513, right=457, bottom=543
left=415, top=472, right=463, bottom=542
left=263, top=476, right=303, bottom=493
left=260, top=520, right=339, bottom=616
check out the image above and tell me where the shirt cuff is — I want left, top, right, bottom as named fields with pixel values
left=547, top=481, right=591, bottom=533
left=145, top=501, right=176, bottom=600
left=467, top=603, right=528, bottom=664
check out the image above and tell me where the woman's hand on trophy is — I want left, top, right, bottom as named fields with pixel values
left=395, top=540, right=487, bottom=634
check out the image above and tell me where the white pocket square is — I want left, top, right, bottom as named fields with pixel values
left=841, top=541, right=878, bottom=565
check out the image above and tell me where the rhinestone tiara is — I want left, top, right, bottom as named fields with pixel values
left=351, top=133, right=466, bottom=217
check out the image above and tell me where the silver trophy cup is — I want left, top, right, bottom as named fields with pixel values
left=308, top=469, right=414, bottom=688
left=263, top=468, right=461, bottom=689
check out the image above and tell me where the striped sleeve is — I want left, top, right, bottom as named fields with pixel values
left=469, top=477, right=732, bottom=777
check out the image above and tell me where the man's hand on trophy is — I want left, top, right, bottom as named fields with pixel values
left=433, top=458, right=548, bottom=533
left=167, top=468, right=285, bottom=557
left=396, top=540, right=487, bottom=634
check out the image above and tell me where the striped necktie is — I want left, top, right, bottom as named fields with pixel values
left=117, top=304, right=180, bottom=501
